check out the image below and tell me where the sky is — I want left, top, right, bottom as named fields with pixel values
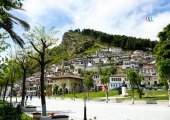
left=6, top=0, right=170, bottom=45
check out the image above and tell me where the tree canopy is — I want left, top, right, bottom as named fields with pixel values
left=154, top=23, right=170, bottom=79
left=154, top=23, right=170, bottom=106
left=68, top=28, right=157, bottom=51
left=0, top=0, right=30, bottom=47
left=24, top=25, right=58, bottom=116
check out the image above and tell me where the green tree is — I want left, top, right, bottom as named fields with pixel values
left=83, top=74, right=93, bottom=101
left=0, top=0, right=30, bottom=47
left=61, top=82, right=66, bottom=98
left=157, top=23, right=170, bottom=42
left=2, top=64, right=10, bottom=101
left=0, top=32, right=10, bottom=52
left=0, top=68, right=6, bottom=99
left=136, top=74, right=143, bottom=98
left=154, top=23, right=170, bottom=106
left=71, top=82, right=77, bottom=100
left=157, top=59, right=170, bottom=106
left=52, top=84, right=59, bottom=95
left=15, top=48, right=34, bottom=106
left=0, top=33, right=10, bottom=99
left=24, top=26, right=58, bottom=116
left=0, top=58, right=21, bottom=103
left=100, top=67, right=115, bottom=103
left=154, top=23, right=170, bottom=61
left=0, top=32, right=10, bottom=67
left=154, top=40, right=170, bottom=61
left=8, top=61, right=21, bottom=104
left=126, top=69, right=140, bottom=104
left=6, top=49, right=22, bottom=104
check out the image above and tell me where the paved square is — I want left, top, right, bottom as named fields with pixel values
left=23, top=97, right=170, bottom=120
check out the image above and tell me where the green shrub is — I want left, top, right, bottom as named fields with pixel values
left=0, top=101, right=33, bottom=120
left=118, top=90, right=122, bottom=95
left=21, top=113, right=33, bottom=120
left=0, top=104, right=21, bottom=120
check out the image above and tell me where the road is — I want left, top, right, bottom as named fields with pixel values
left=10, top=97, right=170, bottom=120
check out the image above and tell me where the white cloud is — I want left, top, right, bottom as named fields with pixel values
left=21, top=0, right=170, bottom=43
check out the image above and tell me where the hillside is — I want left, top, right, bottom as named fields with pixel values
left=51, top=29, right=157, bottom=64
left=61, top=32, right=109, bottom=56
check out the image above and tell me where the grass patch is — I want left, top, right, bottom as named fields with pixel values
left=51, top=90, right=168, bottom=101
left=21, top=113, right=33, bottom=120
left=52, top=91, right=119, bottom=99
left=115, top=90, right=168, bottom=101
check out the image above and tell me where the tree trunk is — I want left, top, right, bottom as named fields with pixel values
left=21, top=69, right=27, bottom=106
left=139, top=92, right=142, bottom=99
left=62, top=88, right=65, bottom=99
left=3, top=80, right=9, bottom=101
left=137, top=86, right=142, bottom=98
left=168, top=79, right=170, bottom=107
left=73, top=91, right=74, bottom=100
left=10, top=81, right=14, bottom=105
left=87, top=90, right=89, bottom=101
left=0, top=86, right=2, bottom=99
left=40, top=63, right=47, bottom=116
left=73, top=90, right=75, bottom=100
left=131, top=88, right=134, bottom=104
left=106, top=85, right=108, bottom=103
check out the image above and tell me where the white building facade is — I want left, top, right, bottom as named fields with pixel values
left=109, top=73, right=130, bottom=90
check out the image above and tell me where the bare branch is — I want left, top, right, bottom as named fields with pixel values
left=44, top=59, right=53, bottom=65
left=28, top=55, right=41, bottom=64
left=30, top=41, right=42, bottom=54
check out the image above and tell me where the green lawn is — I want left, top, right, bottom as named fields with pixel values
left=115, top=90, right=168, bottom=100
left=51, top=90, right=168, bottom=101
left=52, top=91, right=119, bottom=99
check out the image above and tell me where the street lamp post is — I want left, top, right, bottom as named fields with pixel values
left=83, top=86, right=87, bottom=120
left=83, top=57, right=87, bottom=120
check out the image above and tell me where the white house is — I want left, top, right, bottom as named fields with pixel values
left=142, top=74, right=159, bottom=85
left=92, top=74, right=101, bottom=91
left=109, top=47, right=122, bottom=53
left=122, top=59, right=139, bottom=69
left=133, top=50, right=144, bottom=56
left=70, top=68, right=81, bottom=75
left=120, top=54, right=130, bottom=61
left=109, top=73, right=130, bottom=90
left=139, top=65, right=157, bottom=75
left=101, top=57, right=110, bottom=64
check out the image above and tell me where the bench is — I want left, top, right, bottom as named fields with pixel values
left=52, top=115, right=69, bottom=120
left=21, top=105, right=36, bottom=112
